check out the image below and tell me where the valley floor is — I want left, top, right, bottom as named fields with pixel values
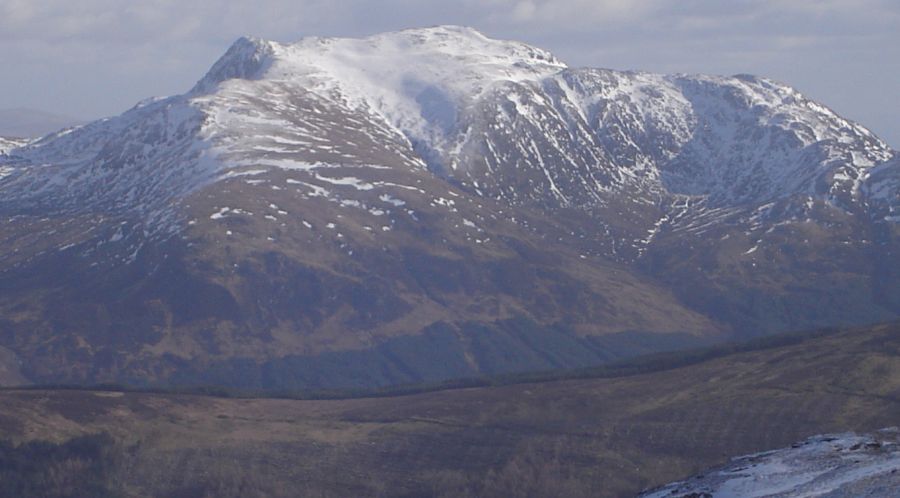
left=0, top=321, right=898, bottom=497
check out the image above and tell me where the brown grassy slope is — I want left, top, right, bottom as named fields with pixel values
left=0, top=321, right=897, bottom=497
left=0, top=168, right=720, bottom=388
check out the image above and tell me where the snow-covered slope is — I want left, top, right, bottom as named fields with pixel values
left=1, top=26, right=895, bottom=234
left=194, top=27, right=564, bottom=155
left=866, top=156, right=900, bottom=223
left=0, top=137, right=31, bottom=181
left=0, top=28, right=563, bottom=228
left=192, top=28, right=897, bottom=214
left=0, top=136, right=29, bottom=155
left=642, top=429, right=900, bottom=497
left=0, top=100, right=209, bottom=233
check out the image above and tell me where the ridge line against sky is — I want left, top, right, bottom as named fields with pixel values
left=1, top=0, right=898, bottom=146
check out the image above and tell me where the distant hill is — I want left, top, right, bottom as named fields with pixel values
left=0, top=107, right=84, bottom=137
left=0, top=320, right=897, bottom=497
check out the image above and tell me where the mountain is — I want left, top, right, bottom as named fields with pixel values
left=0, top=321, right=897, bottom=497
left=0, top=108, right=84, bottom=138
left=0, top=26, right=897, bottom=389
left=642, top=429, right=900, bottom=497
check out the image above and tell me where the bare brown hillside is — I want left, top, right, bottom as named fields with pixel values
left=0, top=321, right=897, bottom=497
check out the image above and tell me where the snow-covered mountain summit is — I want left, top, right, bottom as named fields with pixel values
left=194, top=26, right=570, bottom=180
left=189, top=26, right=896, bottom=216
left=0, top=28, right=567, bottom=220
left=0, top=27, right=896, bottom=388
left=2, top=26, right=895, bottom=224
left=195, top=26, right=565, bottom=99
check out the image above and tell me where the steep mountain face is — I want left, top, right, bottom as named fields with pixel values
left=0, top=26, right=897, bottom=388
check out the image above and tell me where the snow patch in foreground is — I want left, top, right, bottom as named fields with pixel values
left=641, top=428, right=900, bottom=498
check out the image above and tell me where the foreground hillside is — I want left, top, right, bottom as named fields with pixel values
left=0, top=321, right=897, bottom=497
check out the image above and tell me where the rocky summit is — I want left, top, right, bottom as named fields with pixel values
left=0, top=26, right=897, bottom=389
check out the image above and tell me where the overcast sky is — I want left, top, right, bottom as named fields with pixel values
left=1, top=0, right=897, bottom=146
